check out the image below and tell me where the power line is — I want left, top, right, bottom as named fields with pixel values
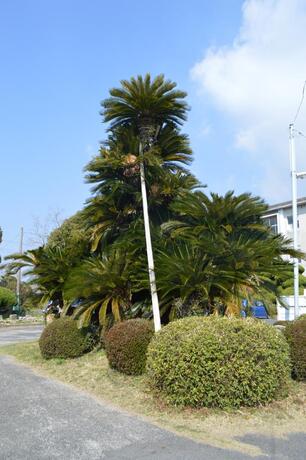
left=296, top=129, right=306, bottom=139
left=293, top=80, right=306, bottom=124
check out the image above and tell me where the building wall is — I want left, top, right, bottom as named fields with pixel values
left=277, top=294, right=306, bottom=320
left=263, top=203, right=306, bottom=270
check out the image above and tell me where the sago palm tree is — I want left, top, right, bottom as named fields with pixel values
left=101, top=74, right=189, bottom=331
left=4, top=246, right=73, bottom=307
left=158, top=191, right=304, bottom=317
left=102, top=73, right=188, bottom=136
left=162, top=191, right=270, bottom=242
left=84, top=194, right=141, bottom=251
left=83, top=126, right=198, bottom=252
left=64, top=250, right=132, bottom=328
left=154, top=234, right=301, bottom=320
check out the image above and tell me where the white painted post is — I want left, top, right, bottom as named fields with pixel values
left=289, top=123, right=299, bottom=319
left=139, top=142, right=161, bottom=332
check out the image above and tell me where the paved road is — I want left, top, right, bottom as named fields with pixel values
left=0, top=325, right=43, bottom=345
left=0, top=355, right=242, bottom=460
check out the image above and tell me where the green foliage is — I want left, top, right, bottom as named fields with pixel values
left=5, top=245, right=81, bottom=308
left=64, top=249, right=132, bottom=327
left=4, top=213, right=90, bottom=310
left=157, top=191, right=302, bottom=318
left=0, top=274, right=35, bottom=311
left=84, top=73, right=194, bottom=255
left=284, top=316, right=306, bottom=380
left=105, top=319, right=154, bottom=375
left=39, top=317, right=93, bottom=359
left=46, top=211, right=90, bottom=261
left=102, top=73, right=188, bottom=131
left=278, top=265, right=306, bottom=295
left=83, top=123, right=196, bottom=252
left=0, top=286, right=16, bottom=317
left=3, top=74, right=304, bottom=331
left=147, top=317, right=291, bottom=408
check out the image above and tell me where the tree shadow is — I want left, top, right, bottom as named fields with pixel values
left=235, top=432, right=306, bottom=459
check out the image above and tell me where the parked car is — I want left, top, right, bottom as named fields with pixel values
left=250, top=303, right=269, bottom=319
left=241, top=301, right=271, bottom=321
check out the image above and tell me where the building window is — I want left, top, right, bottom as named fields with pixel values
left=287, top=215, right=299, bottom=228
left=263, top=215, right=278, bottom=234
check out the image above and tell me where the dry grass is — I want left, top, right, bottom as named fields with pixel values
left=1, top=341, right=305, bottom=456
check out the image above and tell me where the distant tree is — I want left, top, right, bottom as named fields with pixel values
left=0, top=274, right=35, bottom=310
left=29, top=210, right=63, bottom=247
left=5, top=246, right=74, bottom=308
left=278, top=265, right=306, bottom=296
left=3, top=214, right=90, bottom=312
left=0, top=286, right=16, bottom=318
left=46, top=211, right=90, bottom=261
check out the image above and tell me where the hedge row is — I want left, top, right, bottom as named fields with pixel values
left=39, top=315, right=300, bottom=409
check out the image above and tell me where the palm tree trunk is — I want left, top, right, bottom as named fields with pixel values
left=139, top=142, right=161, bottom=332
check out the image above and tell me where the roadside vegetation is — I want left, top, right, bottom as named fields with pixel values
left=0, top=286, right=16, bottom=318
left=1, top=74, right=305, bottom=418
left=4, top=74, right=301, bottom=324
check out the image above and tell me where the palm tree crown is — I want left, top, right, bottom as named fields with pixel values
left=102, top=74, right=189, bottom=141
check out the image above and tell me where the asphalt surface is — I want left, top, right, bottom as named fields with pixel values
left=0, top=328, right=305, bottom=459
left=0, top=325, right=43, bottom=345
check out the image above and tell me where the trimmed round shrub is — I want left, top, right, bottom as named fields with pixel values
left=147, top=317, right=291, bottom=409
left=105, top=319, right=154, bottom=375
left=284, top=316, right=306, bottom=380
left=39, top=317, right=92, bottom=359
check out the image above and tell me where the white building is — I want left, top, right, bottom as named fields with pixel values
left=263, top=197, right=306, bottom=319
left=262, top=196, right=306, bottom=269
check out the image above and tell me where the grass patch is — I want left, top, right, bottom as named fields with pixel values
left=1, top=341, right=306, bottom=456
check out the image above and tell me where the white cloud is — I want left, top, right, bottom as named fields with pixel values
left=191, top=0, right=306, bottom=201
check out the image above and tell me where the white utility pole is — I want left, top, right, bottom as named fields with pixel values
left=289, top=80, right=306, bottom=319
left=289, top=124, right=300, bottom=319
left=16, top=226, right=24, bottom=312
left=139, top=142, right=161, bottom=332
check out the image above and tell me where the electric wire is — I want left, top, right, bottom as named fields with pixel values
left=293, top=80, right=306, bottom=124
left=296, top=130, right=306, bottom=139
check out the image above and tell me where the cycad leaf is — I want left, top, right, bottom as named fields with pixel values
left=99, top=297, right=111, bottom=326
left=112, top=298, right=121, bottom=322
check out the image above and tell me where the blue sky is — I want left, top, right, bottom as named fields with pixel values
left=1, top=0, right=306, bottom=258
